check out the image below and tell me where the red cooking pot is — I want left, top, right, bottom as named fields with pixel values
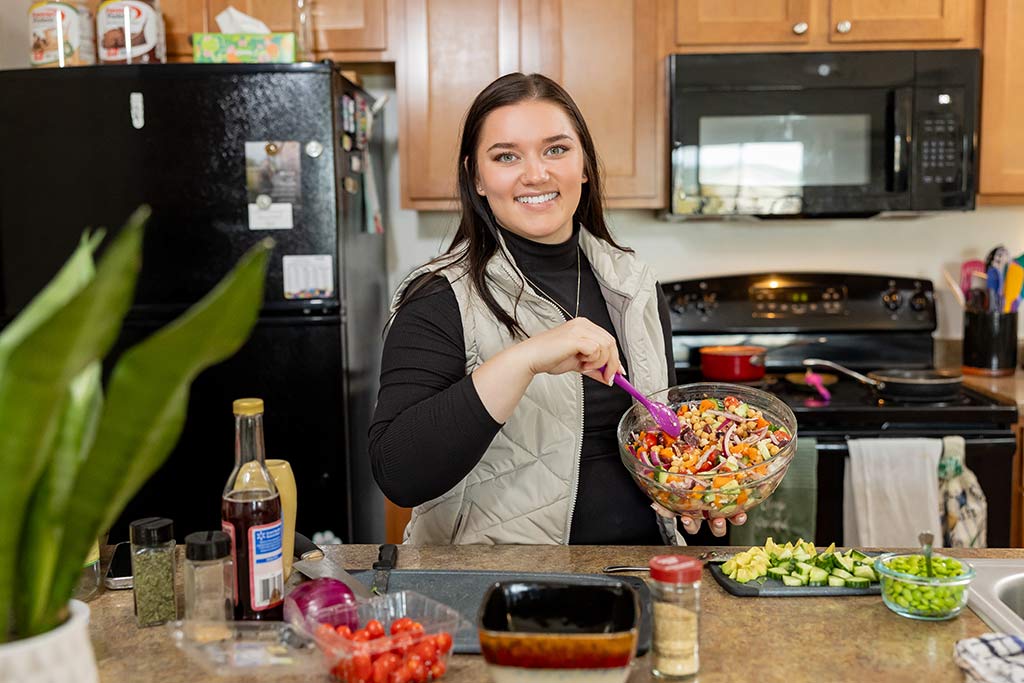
left=699, top=345, right=767, bottom=381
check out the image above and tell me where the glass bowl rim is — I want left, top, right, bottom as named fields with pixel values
left=872, top=552, right=975, bottom=585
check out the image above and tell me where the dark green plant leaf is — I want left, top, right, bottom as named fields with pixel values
left=0, top=209, right=146, bottom=641
left=45, top=239, right=271, bottom=625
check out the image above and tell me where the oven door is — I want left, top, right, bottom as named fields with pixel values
left=669, top=87, right=912, bottom=218
left=813, top=434, right=1015, bottom=547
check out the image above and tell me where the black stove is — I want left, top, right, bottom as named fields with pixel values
left=663, top=272, right=1018, bottom=545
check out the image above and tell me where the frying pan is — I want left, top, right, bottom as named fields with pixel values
left=801, top=358, right=963, bottom=402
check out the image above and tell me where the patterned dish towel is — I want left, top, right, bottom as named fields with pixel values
left=955, top=633, right=1024, bottom=683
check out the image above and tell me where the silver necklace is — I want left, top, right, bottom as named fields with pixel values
left=521, top=244, right=581, bottom=320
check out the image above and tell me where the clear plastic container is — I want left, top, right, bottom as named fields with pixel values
left=309, top=591, right=467, bottom=682
left=648, top=555, right=701, bottom=680
left=184, top=531, right=233, bottom=621
left=74, top=539, right=101, bottom=602
left=168, top=620, right=319, bottom=677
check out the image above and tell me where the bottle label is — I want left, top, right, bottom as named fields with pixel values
left=248, top=519, right=284, bottom=611
left=29, top=3, right=97, bottom=67
left=96, top=0, right=165, bottom=63
left=221, top=520, right=238, bottom=606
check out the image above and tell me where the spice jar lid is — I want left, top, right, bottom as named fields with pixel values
left=185, top=531, right=232, bottom=561
left=129, top=517, right=174, bottom=547
left=649, top=555, right=702, bottom=584
left=233, top=398, right=264, bottom=415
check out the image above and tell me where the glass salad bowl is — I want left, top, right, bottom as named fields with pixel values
left=617, top=383, right=798, bottom=520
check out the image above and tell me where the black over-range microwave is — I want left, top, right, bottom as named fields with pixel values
left=668, top=50, right=979, bottom=218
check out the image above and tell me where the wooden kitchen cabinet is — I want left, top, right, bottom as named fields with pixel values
left=399, top=0, right=521, bottom=208
left=160, top=0, right=210, bottom=58
left=666, top=0, right=980, bottom=52
left=400, top=0, right=662, bottom=209
left=828, top=0, right=971, bottom=44
left=978, top=0, right=1024, bottom=200
left=674, top=0, right=812, bottom=47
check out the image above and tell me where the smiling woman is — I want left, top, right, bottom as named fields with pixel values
left=369, top=73, right=746, bottom=546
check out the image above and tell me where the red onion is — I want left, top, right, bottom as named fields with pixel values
left=284, top=578, right=359, bottom=633
left=706, top=409, right=745, bottom=422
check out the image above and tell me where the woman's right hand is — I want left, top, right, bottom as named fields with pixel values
left=517, top=317, right=622, bottom=386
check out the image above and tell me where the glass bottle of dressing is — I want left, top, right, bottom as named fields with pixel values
left=221, top=398, right=284, bottom=620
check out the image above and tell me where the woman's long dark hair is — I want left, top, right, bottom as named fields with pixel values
left=399, top=72, right=631, bottom=338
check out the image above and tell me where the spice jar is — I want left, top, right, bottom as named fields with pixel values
left=130, top=517, right=177, bottom=627
left=648, top=555, right=702, bottom=679
left=184, top=531, right=233, bottom=621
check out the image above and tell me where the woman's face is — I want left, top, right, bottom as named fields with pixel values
left=474, top=100, right=587, bottom=245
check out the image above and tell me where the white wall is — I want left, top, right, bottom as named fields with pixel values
left=1, top=0, right=29, bottom=70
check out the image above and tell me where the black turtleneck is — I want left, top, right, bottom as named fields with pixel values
left=368, top=228, right=676, bottom=544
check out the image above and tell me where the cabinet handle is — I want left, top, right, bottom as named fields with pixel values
left=792, top=22, right=808, bottom=35
left=836, top=20, right=852, bottom=34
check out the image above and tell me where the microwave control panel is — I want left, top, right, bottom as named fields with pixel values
left=913, top=86, right=968, bottom=199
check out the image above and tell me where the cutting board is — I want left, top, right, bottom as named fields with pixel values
left=349, top=569, right=652, bottom=655
left=709, top=562, right=880, bottom=597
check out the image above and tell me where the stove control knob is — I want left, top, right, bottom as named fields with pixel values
left=882, top=287, right=903, bottom=311
left=670, top=293, right=688, bottom=313
left=910, top=289, right=930, bottom=312
left=696, top=293, right=718, bottom=315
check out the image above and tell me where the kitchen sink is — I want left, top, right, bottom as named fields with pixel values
left=966, top=559, right=1024, bottom=634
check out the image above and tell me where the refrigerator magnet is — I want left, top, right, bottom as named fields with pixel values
left=341, top=134, right=353, bottom=152
left=244, top=141, right=301, bottom=229
left=355, top=94, right=369, bottom=148
left=283, top=255, right=335, bottom=300
left=350, top=155, right=362, bottom=173
left=341, top=95, right=356, bottom=134
left=344, top=177, right=359, bottom=194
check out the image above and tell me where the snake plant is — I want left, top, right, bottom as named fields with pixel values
left=0, top=206, right=271, bottom=640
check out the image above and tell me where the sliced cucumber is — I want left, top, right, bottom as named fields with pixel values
left=782, top=575, right=805, bottom=587
left=766, top=567, right=790, bottom=580
left=834, top=553, right=855, bottom=573
left=845, top=576, right=870, bottom=589
left=850, top=549, right=870, bottom=563
left=853, top=565, right=877, bottom=581
left=808, top=567, right=829, bottom=585
left=827, top=576, right=846, bottom=587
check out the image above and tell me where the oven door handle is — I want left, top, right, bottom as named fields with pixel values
left=890, top=87, right=913, bottom=193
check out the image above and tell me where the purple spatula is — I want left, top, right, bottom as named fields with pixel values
left=602, top=367, right=681, bottom=437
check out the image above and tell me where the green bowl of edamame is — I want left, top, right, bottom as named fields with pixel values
left=873, top=553, right=975, bottom=621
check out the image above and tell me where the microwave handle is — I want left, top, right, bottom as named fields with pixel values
left=891, top=88, right=913, bottom=193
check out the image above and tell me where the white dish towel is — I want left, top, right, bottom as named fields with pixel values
left=843, top=438, right=943, bottom=547
left=955, top=634, right=1024, bottom=683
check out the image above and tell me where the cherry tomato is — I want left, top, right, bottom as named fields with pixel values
left=389, top=633, right=414, bottom=657
left=390, top=617, right=413, bottom=634
left=429, top=660, right=447, bottom=679
left=410, top=640, right=437, bottom=665
left=316, top=623, right=337, bottom=639
left=352, top=628, right=371, bottom=642
left=434, top=632, right=453, bottom=654
left=643, top=432, right=659, bottom=448
left=366, top=619, right=386, bottom=639
left=335, top=625, right=353, bottom=639
left=372, top=653, right=401, bottom=683
left=348, top=653, right=372, bottom=682
left=388, top=667, right=411, bottom=683
left=406, top=621, right=425, bottom=636
left=407, top=661, right=427, bottom=683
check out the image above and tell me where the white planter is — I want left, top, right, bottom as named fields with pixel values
left=0, top=600, right=98, bottom=683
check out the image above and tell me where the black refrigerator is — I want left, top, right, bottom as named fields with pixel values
left=0, top=63, right=388, bottom=543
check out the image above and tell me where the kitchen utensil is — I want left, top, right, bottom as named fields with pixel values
left=370, top=543, right=397, bottom=595
left=801, top=359, right=962, bottom=402
left=961, top=259, right=984, bottom=298
left=1003, top=262, right=1023, bottom=313
left=942, top=268, right=966, bottom=309
left=608, top=369, right=681, bottom=438
left=784, top=371, right=838, bottom=389
left=292, top=532, right=371, bottom=599
left=342, top=569, right=653, bottom=655
left=618, top=383, right=798, bottom=519
left=699, top=337, right=827, bottom=382
left=919, top=531, right=935, bottom=577
left=987, top=266, right=1003, bottom=313
left=602, top=566, right=650, bottom=573
left=803, top=369, right=832, bottom=401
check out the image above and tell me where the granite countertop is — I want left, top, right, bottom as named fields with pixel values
left=935, top=339, right=1024, bottom=410
left=89, top=544, right=1024, bottom=683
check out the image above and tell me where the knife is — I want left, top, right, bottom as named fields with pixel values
left=292, top=532, right=372, bottom=599
left=370, top=544, right=397, bottom=596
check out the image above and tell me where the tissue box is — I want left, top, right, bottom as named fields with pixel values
left=192, top=33, right=295, bottom=63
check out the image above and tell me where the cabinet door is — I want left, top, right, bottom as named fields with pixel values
left=980, top=0, right=1024, bottom=197
left=400, top=0, right=520, bottom=208
left=521, top=0, right=662, bottom=206
left=116, top=0, right=208, bottom=58
left=315, top=0, right=387, bottom=52
left=828, top=0, right=969, bottom=43
left=207, top=0, right=291, bottom=31
left=674, top=0, right=811, bottom=46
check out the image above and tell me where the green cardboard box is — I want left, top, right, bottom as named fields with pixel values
left=192, top=33, right=296, bottom=63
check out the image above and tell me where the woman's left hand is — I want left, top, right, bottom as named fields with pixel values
left=651, top=502, right=746, bottom=538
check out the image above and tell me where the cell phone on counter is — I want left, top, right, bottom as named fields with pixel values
left=103, top=541, right=133, bottom=590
